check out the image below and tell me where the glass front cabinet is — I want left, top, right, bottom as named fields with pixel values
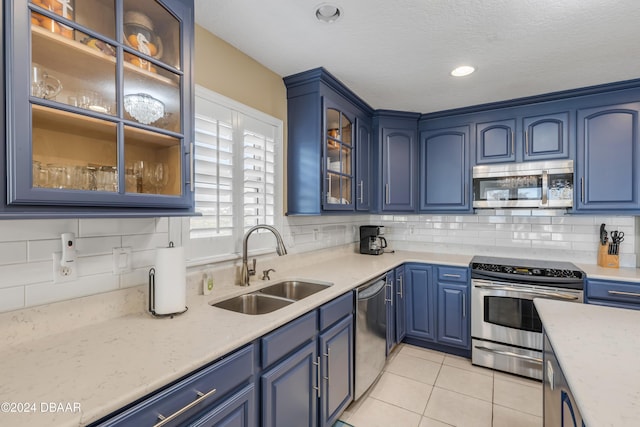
left=323, top=98, right=354, bottom=210
left=3, top=0, right=194, bottom=217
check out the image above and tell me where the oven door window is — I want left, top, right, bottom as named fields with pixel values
left=484, top=296, right=542, bottom=333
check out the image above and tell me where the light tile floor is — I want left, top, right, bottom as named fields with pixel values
left=340, top=343, right=543, bottom=427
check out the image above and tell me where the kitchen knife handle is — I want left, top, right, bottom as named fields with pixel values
left=154, top=387, right=217, bottom=427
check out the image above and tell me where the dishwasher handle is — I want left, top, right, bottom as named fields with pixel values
left=356, top=276, right=387, bottom=300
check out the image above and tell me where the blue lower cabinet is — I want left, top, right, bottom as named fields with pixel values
left=262, top=341, right=318, bottom=427
left=436, top=282, right=469, bottom=349
left=319, top=316, right=354, bottom=427
left=190, top=384, right=256, bottom=427
left=395, top=266, right=406, bottom=344
left=385, top=269, right=396, bottom=355
left=405, top=264, right=435, bottom=341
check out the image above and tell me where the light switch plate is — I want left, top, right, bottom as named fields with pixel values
left=112, top=247, right=133, bottom=274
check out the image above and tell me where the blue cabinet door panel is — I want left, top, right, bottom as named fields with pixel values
left=577, top=103, right=640, bottom=210
left=356, top=116, right=372, bottom=211
left=319, top=292, right=353, bottom=331
left=261, top=341, right=318, bottom=427
left=420, top=126, right=469, bottom=211
left=523, top=112, right=569, bottom=160
left=383, top=130, right=415, bottom=210
left=190, top=384, right=257, bottom=427
left=476, top=119, right=516, bottom=163
left=261, top=311, right=318, bottom=368
left=319, top=316, right=353, bottom=427
left=436, top=282, right=469, bottom=349
left=404, top=265, right=435, bottom=341
left=395, top=266, right=406, bottom=344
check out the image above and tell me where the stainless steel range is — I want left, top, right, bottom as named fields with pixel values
left=470, top=256, right=585, bottom=380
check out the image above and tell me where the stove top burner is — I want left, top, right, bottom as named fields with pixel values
left=470, top=256, right=585, bottom=289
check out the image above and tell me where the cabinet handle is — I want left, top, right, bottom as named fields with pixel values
left=580, top=177, right=585, bottom=203
left=385, top=183, right=390, bottom=205
left=525, top=130, right=529, bottom=154
left=313, top=356, right=321, bottom=398
left=462, top=294, right=466, bottom=318
left=464, top=182, right=467, bottom=205
left=443, top=273, right=461, bottom=279
left=323, top=348, right=330, bottom=382
left=189, top=142, right=195, bottom=192
left=608, top=290, right=640, bottom=298
left=358, top=180, right=364, bottom=204
left=385, top=280, right=393, bottom=305
left=511, top=131, right=515, bottom=155
left=396, top=276, right=403, bottom=298
left=154, top=387, right=217, bottom=427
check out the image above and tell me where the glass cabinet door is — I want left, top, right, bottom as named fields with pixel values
left=7, top=0, right=192, bottom=209
left=324, top=101, right=354, bottom=210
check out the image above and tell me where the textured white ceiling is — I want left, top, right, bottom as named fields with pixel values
left=195, top=0, right=640, bottom=114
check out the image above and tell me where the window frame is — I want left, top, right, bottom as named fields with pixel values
left=177, top=85, right=284, bottom=266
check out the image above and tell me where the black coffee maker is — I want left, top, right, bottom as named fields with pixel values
left=359, top=225, right=387, bottom=255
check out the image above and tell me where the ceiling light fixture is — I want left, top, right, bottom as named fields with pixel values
left=451, top=65, right=476, bottom=77
left=315, top=3, right=342, bottom=23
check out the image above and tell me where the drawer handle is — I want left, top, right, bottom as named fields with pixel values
left=154, top=387, right=217, bottom=427
left=608, top=290, right=640, bottom=298
left=443, top=273, right=461, bottom=279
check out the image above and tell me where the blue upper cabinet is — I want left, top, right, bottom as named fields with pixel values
left=476, top=119, right=516, bottom=164
left=355, top=115, right=372, bottom=211
left=576, top=102, right=640, bottom=211
left=419, top=125, right=470, bottom=212
left=4, top=0, right=195, bottom=218
left=475, top=111, right=570, bottom=165
left=523, top=112, right=569, bottom=161
left=373, top=111, right=420, bottom=212
left=284, top=68, right=373, bottom=215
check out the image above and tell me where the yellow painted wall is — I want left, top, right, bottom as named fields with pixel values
left=194, top=24, right=287, bottom=125
left=194, top=24, right=288, bottom=211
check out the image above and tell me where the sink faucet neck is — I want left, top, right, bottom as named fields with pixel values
left=241, top=225, right=287, bottom=286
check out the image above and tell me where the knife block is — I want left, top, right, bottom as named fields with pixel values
left=598, top=244, right=619, bottom=268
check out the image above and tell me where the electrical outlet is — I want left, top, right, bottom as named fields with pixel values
left=53, top=252, right=77, bottom=283
left=112, top=247, right=133, bottom=274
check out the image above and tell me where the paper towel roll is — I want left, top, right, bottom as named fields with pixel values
left=152, top=245, right=187, bottom=315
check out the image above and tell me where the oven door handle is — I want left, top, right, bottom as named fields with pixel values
left=473, top=284, right=580, bottom=300
left=474, top=346, right=543, bottom=363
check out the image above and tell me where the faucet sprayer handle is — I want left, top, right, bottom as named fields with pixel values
left=248, top=259, right=256, bottom=276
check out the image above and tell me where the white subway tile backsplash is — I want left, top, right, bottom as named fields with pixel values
left=0, top=220, right=77, bottom=242
left=79, top=218, right=157, bottom=237
left=76, top=236, right=123, bottom=256
left=0, top=260, right=51, bottom=289
left=25, top=274, right=119, bottom=307
left=0, top=286, right=24, bottom=312
left=122, top=233, right=169, bottom=251
left=0, top=242, right=28, bottom=265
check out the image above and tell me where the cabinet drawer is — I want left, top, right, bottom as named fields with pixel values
left=319, top=292, right=354, bottom=331
left=587, top=279, right=640, bottom=308
left=95, top=343, right=255, bottom=426
left=261, top=311, right=318, bottom=368
left=437, top=266, right=468, bottom=283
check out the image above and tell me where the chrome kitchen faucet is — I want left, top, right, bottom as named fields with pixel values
left=240, top=225, right=287, bottom=286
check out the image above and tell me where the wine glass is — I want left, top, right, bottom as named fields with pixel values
left=152, top=162, right=169, bottom=194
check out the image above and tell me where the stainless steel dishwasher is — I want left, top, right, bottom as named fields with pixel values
left=354, top=274, right=388, bottom=400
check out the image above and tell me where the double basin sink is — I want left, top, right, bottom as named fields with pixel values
left=211, top=280, right=332, bottom=315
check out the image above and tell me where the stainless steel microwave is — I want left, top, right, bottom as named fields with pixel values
left=472, top=160, right=574, bottom=208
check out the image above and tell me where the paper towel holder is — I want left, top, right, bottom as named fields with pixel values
left=148, top=242, right=188, bottom=318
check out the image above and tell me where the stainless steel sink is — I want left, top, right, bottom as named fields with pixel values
left=211, top=280, right=332, bottom=315
left=258, top=280, right=332, bottom=300
left=211, top=293, right=293, bottom=315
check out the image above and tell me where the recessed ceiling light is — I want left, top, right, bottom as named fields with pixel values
left=316, top=3, right=342, bottom=23
left=451, top=66, right=476, bottom=77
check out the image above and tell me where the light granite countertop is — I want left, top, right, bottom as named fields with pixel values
left=1, top=247, right=639, bottom=427
left=0, top=248, right=471, bottom=427
left=535, top=299, right=640, bottom=427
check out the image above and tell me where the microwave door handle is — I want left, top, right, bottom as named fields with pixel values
left=473, top=284, right=579, bottom=300
left=541, top=170, right=548, bottom=205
